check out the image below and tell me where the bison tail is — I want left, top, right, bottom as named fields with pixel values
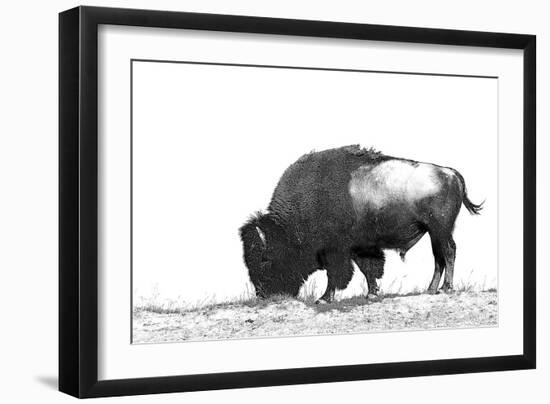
left=453, top=169, right=484, bottom=215
left=463, top=195, right=484, bottom=215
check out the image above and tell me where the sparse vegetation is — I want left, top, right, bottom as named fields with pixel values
left=133, top=289, right=498, bottom=344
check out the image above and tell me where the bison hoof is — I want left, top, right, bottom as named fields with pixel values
left=427, top=288, right=439, bottom=295
left=439, top=286, right=454, bottom=294
left=366, top=293, right=378, bottom=300
left=316, top=298, right=331, bottom=305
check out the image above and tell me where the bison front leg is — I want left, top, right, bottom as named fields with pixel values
left=317, top=282, right=335, bottom=304
left=316, top=252, right=353, bottom=304
left=353, top=251, right=385, bottom=299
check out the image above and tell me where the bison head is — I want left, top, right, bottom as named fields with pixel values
left=239, top=213, right=303, bottom=298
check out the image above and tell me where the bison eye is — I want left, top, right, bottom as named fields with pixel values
left=261, top=251, right=272, bottom=263
left=260, top=261, right=271, bottom=273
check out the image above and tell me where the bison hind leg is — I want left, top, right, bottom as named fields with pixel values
left=427, top=233, right=457, bottom=294
left=440, top=237, right=456, bottom=292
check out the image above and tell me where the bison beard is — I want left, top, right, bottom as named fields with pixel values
left=240, top=145, right=482, bottom=303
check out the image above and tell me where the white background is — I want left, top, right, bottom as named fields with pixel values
left=0, top=1, right=546, bottom=403
left=132, top=61, right=497, bottom=308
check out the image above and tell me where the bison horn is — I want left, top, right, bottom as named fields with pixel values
left=255, top=226, right=266, bottom=247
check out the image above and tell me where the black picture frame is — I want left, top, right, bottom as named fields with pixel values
left=59, top=5, right=536, bottom=398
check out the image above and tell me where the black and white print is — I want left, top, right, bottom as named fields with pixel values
left=131, top=60, right=497, bottom=343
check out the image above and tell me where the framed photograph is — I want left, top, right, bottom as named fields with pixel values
left=59, top=6, right=536, bottom=398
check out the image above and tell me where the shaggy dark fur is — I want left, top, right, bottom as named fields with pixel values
left=240, top=145, right=482, bottom=302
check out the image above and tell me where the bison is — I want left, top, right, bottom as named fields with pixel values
left=240, top=145, right=482, bottom=303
